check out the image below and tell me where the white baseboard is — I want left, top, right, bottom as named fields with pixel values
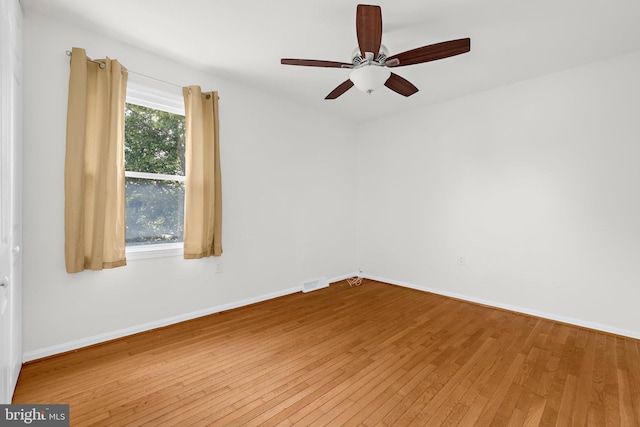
left=362, top=274, right=640, bottom=340
left=37, top=271, right=634, bottom=361
left=23, top=273, right=356, bottom=362
left=330, top=272, right=359, bottom=282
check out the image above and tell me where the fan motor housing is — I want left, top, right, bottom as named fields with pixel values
left=352, top=44, right=388, bottom=66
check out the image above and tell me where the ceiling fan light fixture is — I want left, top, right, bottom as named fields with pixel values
left=281, top=5, right=470, bottom=99
left=349, top=65, right=391, bottom=94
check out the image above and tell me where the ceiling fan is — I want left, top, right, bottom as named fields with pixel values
left=281, top=4, right=471, bottom=99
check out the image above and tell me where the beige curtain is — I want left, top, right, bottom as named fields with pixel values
left=182, top=86, right=222, bottom=258
left=64, top=47, right=128, bottom=273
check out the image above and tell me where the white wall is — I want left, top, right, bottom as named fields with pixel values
left=22, top=10, right=357, bottom=358
left=356, top=50, right=640, bottom=337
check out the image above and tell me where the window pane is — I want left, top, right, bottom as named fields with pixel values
left=124, top=103, right=185, bottom=176
left=125, top=177, right=184, bottom=246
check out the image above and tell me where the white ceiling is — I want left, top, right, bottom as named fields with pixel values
left=23, top=0, right=640, bottom=123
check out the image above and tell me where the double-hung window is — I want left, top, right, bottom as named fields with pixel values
left=124, top=82, right=185, bottom=259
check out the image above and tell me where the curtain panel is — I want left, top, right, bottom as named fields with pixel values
left=64, top=47, right=128, bottom=273
left=182, top=86, right=222, bottom=259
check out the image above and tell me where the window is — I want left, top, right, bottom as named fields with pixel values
left=124, top=82, right=185, bottom=259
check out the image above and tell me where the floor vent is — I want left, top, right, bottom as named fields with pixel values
left=301, top=277, right=329, bottom=293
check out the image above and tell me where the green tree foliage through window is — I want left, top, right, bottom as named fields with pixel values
left=125, top=104, right=185, bottom=174
left=124, top=103, right=186, bottom=246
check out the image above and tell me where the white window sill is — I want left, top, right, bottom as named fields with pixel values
left=126, top=243, right=183, bottom=260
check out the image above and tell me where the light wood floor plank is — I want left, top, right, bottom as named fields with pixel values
left=604, top=335, right=623, bottom=426
left=12, top=279, right=640, bottom=426
left=626, top=338, right=640, bottom=424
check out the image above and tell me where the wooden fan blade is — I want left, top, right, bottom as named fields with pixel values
left=384, top=73, right=419, bottom=97
left=281, top=59, right=353, bottom=68
left=325, top=80, right=354, bottom=100
left=387, top=38, right=470, bottom=67
left=356, top=4, right=382, bottom=58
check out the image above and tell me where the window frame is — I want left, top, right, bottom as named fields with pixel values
left=124, top=80, right=185, bottom=260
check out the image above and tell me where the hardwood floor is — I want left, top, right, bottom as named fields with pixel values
left=13, top=279, right=640, bottom=426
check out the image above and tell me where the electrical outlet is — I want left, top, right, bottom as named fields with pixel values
left=457, top=256, right=466, bottom=266
left=214, top=259, right=223, bottom=273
